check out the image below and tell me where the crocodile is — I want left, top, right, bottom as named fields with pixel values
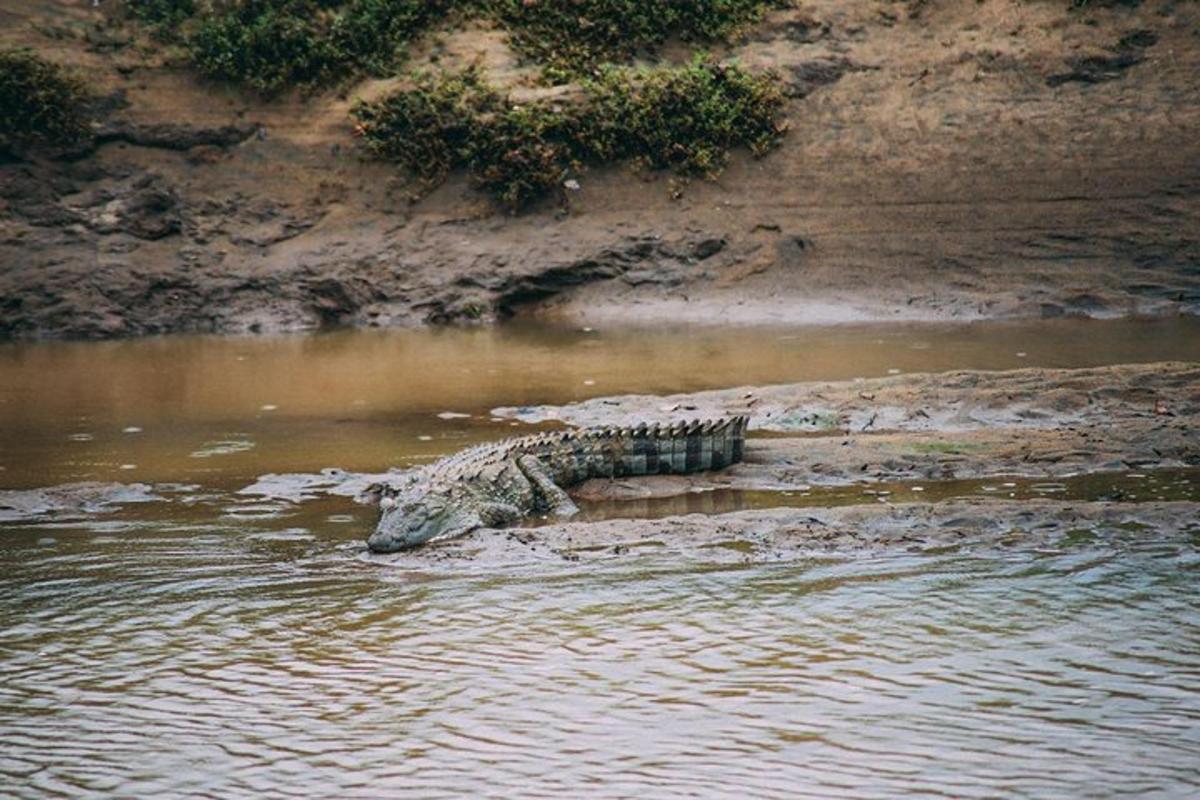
left=368, top=416, right=749, bottom=552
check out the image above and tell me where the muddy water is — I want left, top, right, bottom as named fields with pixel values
left=3, top=318, right=1200, bottom=798
left=3, top=317, right=1200, bottom=488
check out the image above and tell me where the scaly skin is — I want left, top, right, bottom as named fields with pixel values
left=368, top=416, right=749, bottom=552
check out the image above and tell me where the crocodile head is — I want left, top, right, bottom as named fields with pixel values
left=367, top=494, right=480, bottom=552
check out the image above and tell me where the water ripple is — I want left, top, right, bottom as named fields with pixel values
left=2, top=512, right=1199, bottom=798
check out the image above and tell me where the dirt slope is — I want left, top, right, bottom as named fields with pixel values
left=1, top=0, right=1198, bottom=338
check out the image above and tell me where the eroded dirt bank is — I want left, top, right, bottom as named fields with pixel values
left=2, top=0, right=1199, bottom=339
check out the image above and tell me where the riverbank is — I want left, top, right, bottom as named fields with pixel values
left=2, top=0, right=1198, bottom=339
left=327, top=360, right=1195, bottom=565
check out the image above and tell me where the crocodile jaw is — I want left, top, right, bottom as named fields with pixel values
left=368, top=502, right=480, bottom=552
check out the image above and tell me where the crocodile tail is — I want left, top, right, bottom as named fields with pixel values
left=614, top=415, right=749, bottom=477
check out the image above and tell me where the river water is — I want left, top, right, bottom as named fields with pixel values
left=2, top=318, right=1199, bottom=798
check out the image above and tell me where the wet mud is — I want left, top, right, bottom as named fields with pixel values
left=127, top=362, right=1200, bottom=565
left=377, top=361, right=1200, bottom=565
left=0, top=481, right=161, bottom=523
left=370, top=499, right=1200, bottom=570
left=496, top=362, right=1200, bottom=489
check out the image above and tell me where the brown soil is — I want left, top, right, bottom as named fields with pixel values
left=2, top=0, right=1199, bottom=339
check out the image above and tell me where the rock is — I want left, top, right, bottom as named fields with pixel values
left=0, top=482, right=161, bottom=522
left=691, top=237, right=726, bottom=260
left=786, top=58, right=864, bottom=98
left=1046, top=51, right=1144, bottom=86
left=94, top=121, right=258, bottom=151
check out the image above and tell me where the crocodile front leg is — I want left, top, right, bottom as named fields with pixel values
left=517, top=455, right=580, bottom=518
left=476, top=501, right=524, bottom=528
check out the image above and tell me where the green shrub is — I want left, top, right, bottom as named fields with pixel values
left=182, top=0, right=454, bottom=94
left=0, top=49, right=94, bottom=152
left=187, top=0, right=338, bottom=93
left=329, top=0, right=455, bottom=76
left=582, top=57, right=787, bottom=175
left=352, top=68, right=503, bottom=177
left=351, top=68, right=571, bottom=208
left=352, top=58, right=785, bottom=210
left=485, top=0, right=787, bottom=78
left=467, top=103, right=575, bottom=209
left=126, top=0, right=197, bottom=33
left=120, top=0, right=784, bottom=91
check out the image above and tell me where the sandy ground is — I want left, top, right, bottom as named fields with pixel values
left=2, top=0, right=1199, bottom=338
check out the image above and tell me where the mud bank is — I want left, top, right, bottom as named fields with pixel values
left=367, top=500, right=1200, bottom=568
left=0, top=481, right=161, bottom=523
left=2, top=0, right=1199, bottom=339
left=496, top=362, right=1200, bottom=490
left=237, top=361, right=1199, bottom=565
left=402, top=360, right=1200, bottom=564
